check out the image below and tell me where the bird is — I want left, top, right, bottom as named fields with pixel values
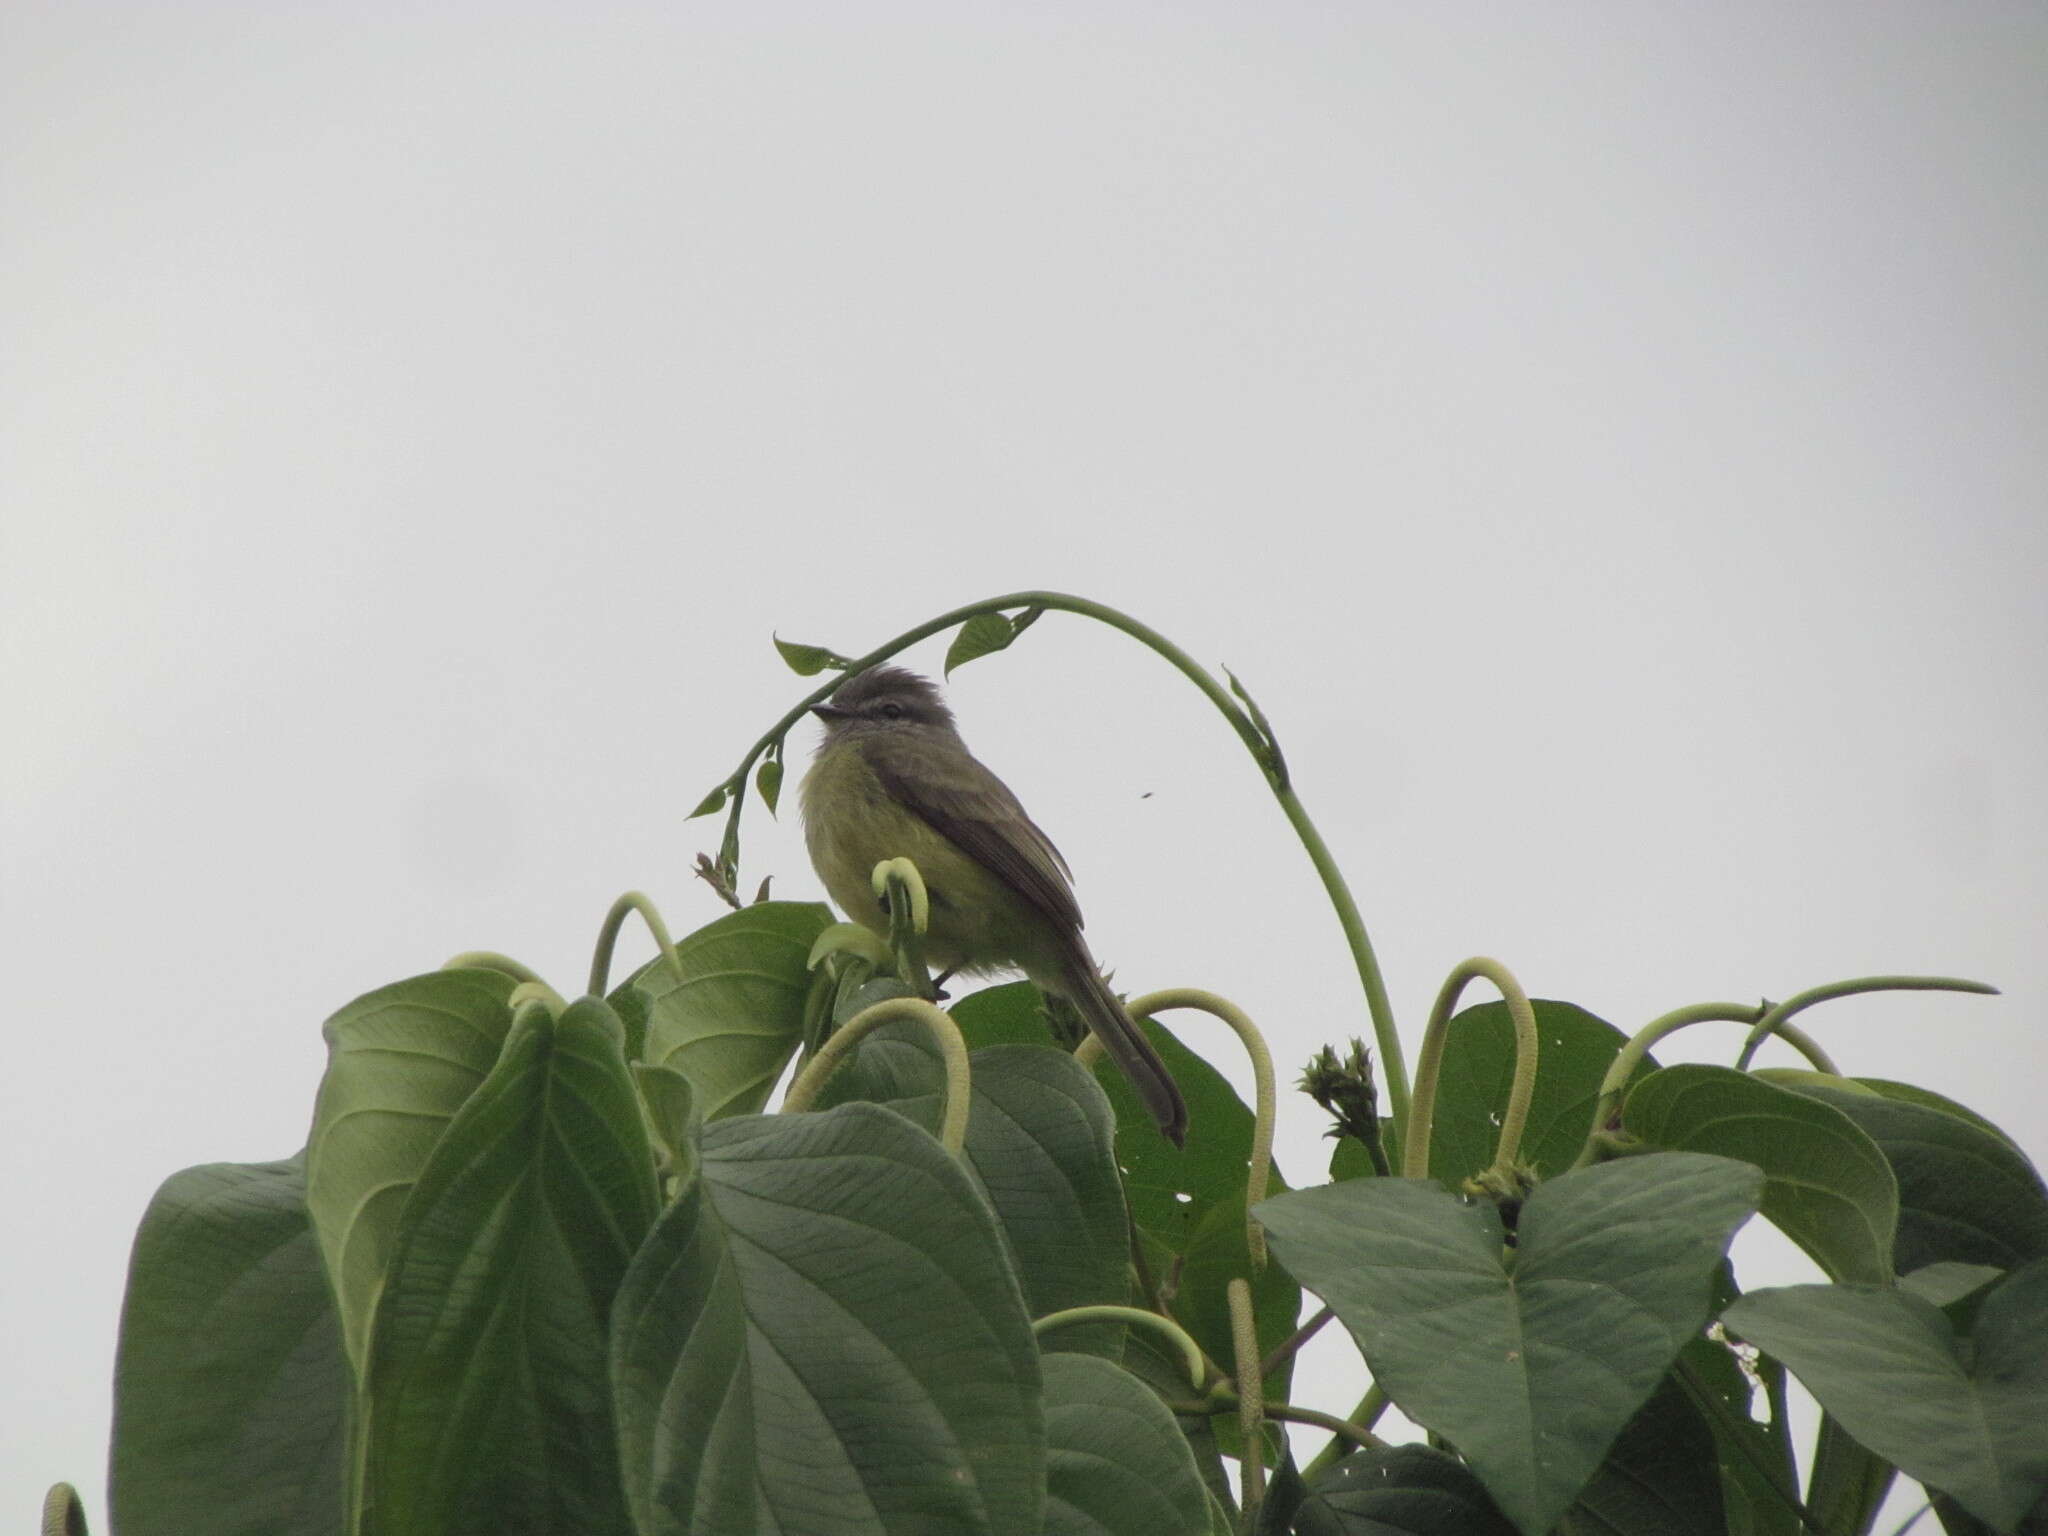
left=799, top=664, right=1188, bottom=1145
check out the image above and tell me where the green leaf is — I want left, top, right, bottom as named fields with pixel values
left=630, top=1059, right=699, bottom=1165
left=949, top=979, right=1057, bottom=1047
left=1932, top=1489, right=2048, bottom=1535
left=1724, top=1260, right=2048, bottom=1532
left=1778, top=1082, right=2048, bottom=1274
left=947, top=982, right=1302, bottom=1394
left=109, top=1155, right=346, bottom=1536
left=359, top=998, right=657, bottom=1536
left=686, top=780, right=730, bottom=819
left=1257, top=1152, right=1762, bottom=1536
left=611, top=1102, right=1044, bottom=1535
left=753, top=754, right=784, bottom=816
left=1564, top=1373, right=1727, bottom=1536
left=615, top=900, right=833, bottom=1120
left=1223, top=667, right=1278, bottom=750
left=806, top=1022, right=1132, bottom=1355
left=772, top=633, right=850, bottom=675
left=1853, top=1078, right=2025, bottom=1152
left=963, top=1047, right=1131, bottom=1351
left=1411, top=1000, right=1648, bottom=1187
left=1903, top=1262, right=2008, bottom=1309
left=944, top=611, right=1023, bottom=676
left=1622, top=1063, right=1898, bottom=1282
left=1292, top=1444, right=1518, bottom=1535
left=304, top=966, right=516, bottom=1372
left=1041, top=1353, right=1211, bottom=1536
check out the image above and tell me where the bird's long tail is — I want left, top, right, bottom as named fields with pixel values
left=1055, top=954, right=1189, bottom=1147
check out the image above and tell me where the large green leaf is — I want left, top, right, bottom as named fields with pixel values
left=1041, top=1352, right=1211, bottom=1536
left=1725, top=1261, right=2048, bottom=1533
left=359, top=997, right=658, bottom=1536
left=808, top=1020, right=1131, bottom=1353
left=1932, top=1489, right=2048, bottom=1535
left=949, top=982, right=1300, bottom=1396
left=1257, top=1153, right=1762, bottom=1536
left=1291, top=1444, right=1517, bottom=1535
left=109, top=1155, right=347, bottom=1536
left=1563, top=1372, right=1725, bottom=1536
left=614, top=900, right=832, bottom=1119
left=952, top=983, right=1256, bottom=1235
left=1778, top=1082, right=2048, bottom=1274
left=1852, top=1079, right=2024, bottom=1152
left=1409, top=1000, right=1645, bottom=1187
left=1622, top=1064, right=1898, bottom=1282
left=611, top=1101, right=1044, bottom=1535
left=304, top=966, right=516, bottom=1373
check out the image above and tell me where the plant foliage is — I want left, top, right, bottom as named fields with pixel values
left=73, top=593, right=2044, bottom=1536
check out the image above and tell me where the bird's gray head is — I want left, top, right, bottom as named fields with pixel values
left=811, top=666, right=958, bottom=739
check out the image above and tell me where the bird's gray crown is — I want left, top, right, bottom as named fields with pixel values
left=818, top=665, right=956, bottom=730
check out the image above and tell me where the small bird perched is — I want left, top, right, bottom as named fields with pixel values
left=800, top=665, right=1189, bottom=1145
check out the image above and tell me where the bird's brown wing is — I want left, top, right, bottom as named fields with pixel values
left=859, top=731, right=1084, bottom=933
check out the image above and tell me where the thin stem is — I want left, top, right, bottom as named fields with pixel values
left=1570, top=1003, right=1768, bottom=1172
left=1302, top=1385, right=1386, bottom=1479
left=1127, top=988, right=1276, bottom=1267
left=442, top=951, right=548, bottom=985
left=1033, top=1307, right=1208, bottom=1392
left=1402, top=958, right=1539, bottom=1181
left=1259, top=1306, right=1334, bottom=1381
left=1269, top=789, right=1409, bottom=1126
left=1227, top=1279, right=1266, bottom=1529
left=1733, top=975, right=1999, bottom=1072
left=781, top=996, right=972, bottom=1153
left=1259, top=1402, right=1383, bottom=1456
left=713, top=591, right=1409, bottom=1125
left=588, top=890, right=687, bottom=998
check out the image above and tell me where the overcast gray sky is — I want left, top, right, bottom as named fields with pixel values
left=5, top=4, right=2044, bottom=1525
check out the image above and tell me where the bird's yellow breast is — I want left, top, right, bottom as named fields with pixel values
left=799, top=740, right=1040, bottom=973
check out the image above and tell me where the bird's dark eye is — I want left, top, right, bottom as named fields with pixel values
left=879, top=702, right=904, bottom=720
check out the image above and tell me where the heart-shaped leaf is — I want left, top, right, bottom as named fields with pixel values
left=1291, top=1444, right=1517, bottom=1535
left=814, top=1025, right=1133, bottom=1355
left=611, top=1101, right=1044, bottom=1535
left=1776, top=1082, right=2048, bottom=1274
left=1623, top=1063, right=1898, bottom=1282
left=944, top=611, right=1025, bottom=675
left=1041, top=1352, right=1211, bottom=1535
left=359, top=997, right=659, bottom=1536
left=1391, top=1000, right=1652, bottom=1186
left=1257, top=1152, right=1762, bottom=1536
left=1726, top=1260, right=2048, bottom=1532
left=110, top=1155, right=347, bottom=1536
left=948, top=982, right=1300, bottom=1398
left=615, top=900, right=832, bottom=1120
left=304, top=966, right=517, bottom=1371
left=773, top=634, right=851, bottom=675
left=1563, top=1373, right=1727, bottom=1536
left=1852, top=1079, right=2025, bottom=1151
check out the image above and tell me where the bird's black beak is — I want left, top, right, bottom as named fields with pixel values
left=811, top=700, right=852, bottom=721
